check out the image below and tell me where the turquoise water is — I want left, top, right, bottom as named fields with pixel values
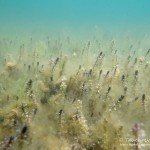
left=0, top=1, right=150, bottom=149
left=0, top=0, right=150, bottom=37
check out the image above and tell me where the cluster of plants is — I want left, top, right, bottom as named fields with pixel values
left=0, top=36, right=149, bottom=150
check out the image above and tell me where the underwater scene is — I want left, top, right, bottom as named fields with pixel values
left=0, top=0, right=150, bottom=150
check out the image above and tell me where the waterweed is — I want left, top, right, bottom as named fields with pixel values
left=0, top=35, right=149, bottom=150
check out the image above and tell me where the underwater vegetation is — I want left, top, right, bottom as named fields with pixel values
left=0, top=35, right=149, bottom=150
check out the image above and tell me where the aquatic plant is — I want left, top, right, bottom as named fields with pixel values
left=0, top=35, right=149, bottom=150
